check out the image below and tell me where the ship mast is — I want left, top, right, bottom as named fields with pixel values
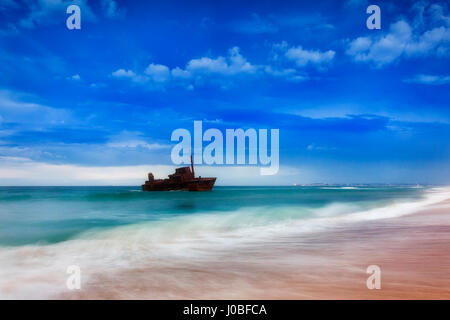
left=190, top=151, right=195, bottom=178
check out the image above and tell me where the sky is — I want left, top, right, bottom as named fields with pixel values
left=0, top=0, right=449, bottom=185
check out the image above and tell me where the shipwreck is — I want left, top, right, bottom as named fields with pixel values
left=142, top=155, right=216, bottom=191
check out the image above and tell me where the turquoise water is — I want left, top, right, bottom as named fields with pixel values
left=0, top=186, right=429, bottom=246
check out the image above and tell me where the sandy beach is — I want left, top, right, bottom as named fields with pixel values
left=59, top=197, right=450, bottom=300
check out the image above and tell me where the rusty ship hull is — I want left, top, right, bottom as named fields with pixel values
left=142, top=177, right=216, bottom=191
left=142, top=156, right=216, bottom=191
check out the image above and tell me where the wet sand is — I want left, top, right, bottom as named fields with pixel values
left=61, top=200, right=450, bottom=300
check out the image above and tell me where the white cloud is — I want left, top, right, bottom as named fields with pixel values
left=346, top=21, right=410, bottom=66
left=186, top=47, right=258, bottom=75
left=185, top=56, right=229, bottom=74
left=406, top=25, right=450, bottom=56
left=144, top=64, right=171, bottom=83
left=264, top=66, right=309, bottom=82
left=270, top=41, right=335, bottom=73
left=429, top=3, right=450, bottom=27
left=112, top=69, right=136, bottom=78
left=0, top=156, right=303, bottom=186
left=285, top=46, right=335, bottom=68
left=0, top=157, right=163, bottom=185
left=0, top=90, right=70, bottom=126
left=171, top=67, right=191, bottom=79
left=111, top=44, right=331, bottom=89
left=111, top=69, right=146, bottom=83
left=111, top=47, right=259, bottom=89
left=67, top=74, right=81, bottom=81
left=404, top=74, right=450, bottom=85
left=106, top=131, right=171, bottom=150
left=264, top=66, right=296, bottom=77
left=346, top=4, right=450, bottom=67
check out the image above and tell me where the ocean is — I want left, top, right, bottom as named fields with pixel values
left=0, top=186, right=448, bottom=299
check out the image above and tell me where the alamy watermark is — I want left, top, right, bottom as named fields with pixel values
left=66, top=5, right=81, bottom=30
left=66, top=265, right=81, bottom=290
left=171, top=121, right=279, bottom=175
left=366, top=265, right=381, bottom=289
left=366, top=5, right=381, bottom=30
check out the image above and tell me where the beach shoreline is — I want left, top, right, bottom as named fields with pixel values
left=58, top=196, right=450, bottom=300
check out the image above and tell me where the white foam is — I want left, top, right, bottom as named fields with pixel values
left=320, top=186, right=360, bottom=189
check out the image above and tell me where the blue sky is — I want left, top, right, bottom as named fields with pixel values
left=0, top=0, right=449, bottom=185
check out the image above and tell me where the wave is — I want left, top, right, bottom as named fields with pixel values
left=320, top=186, right=360, bottom=190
